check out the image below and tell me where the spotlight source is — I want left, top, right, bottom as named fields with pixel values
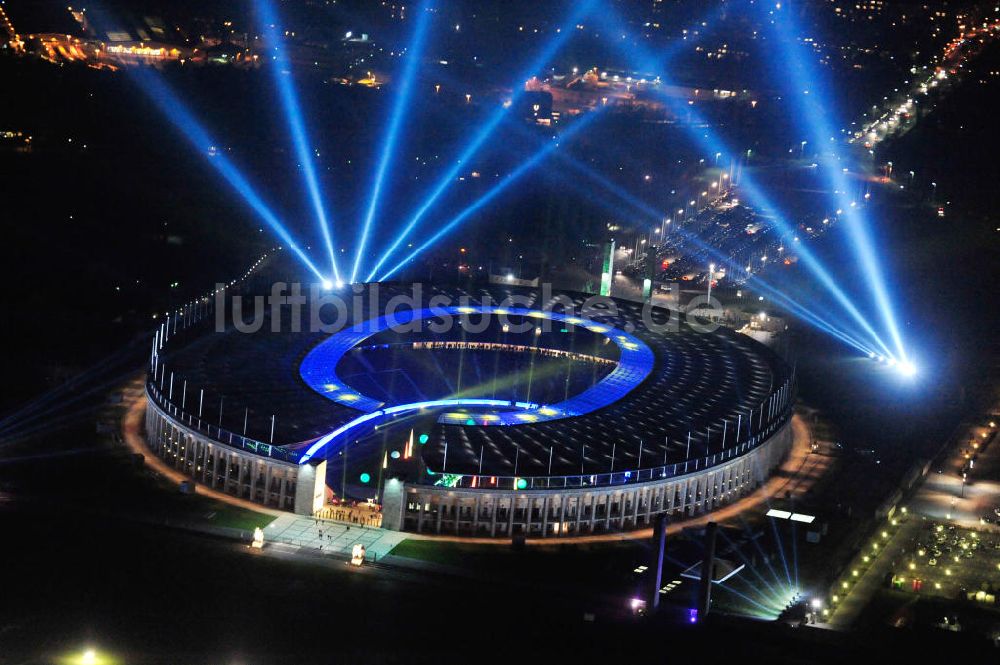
left=538, top=138, right=875, bottom=355
left=898, top=360, right=917, bottom=377
left=322, top=279, right=334, bottom=290
left=764, top=3, right=907, bottom=362
left=598, top=5, right=894, bottom=361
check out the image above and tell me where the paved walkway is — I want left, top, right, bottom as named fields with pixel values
left=264, top=513, right=406, bottom=559
left=120, top=376, right=284, bottom=518
left=909, top=417, right=1000, bottom=529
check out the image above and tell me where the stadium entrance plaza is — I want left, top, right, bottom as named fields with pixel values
left=264, top=513, right=407, bottom=559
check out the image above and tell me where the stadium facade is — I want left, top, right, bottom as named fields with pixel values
left=145, top=278, right=794, bottom=538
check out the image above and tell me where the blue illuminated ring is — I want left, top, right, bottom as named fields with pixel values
left=298, top=306, right=653, bottom=463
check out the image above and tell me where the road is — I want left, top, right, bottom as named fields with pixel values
left=909, top=416, right=999, bottom=528
left=828, top=518, right=919, bottom=628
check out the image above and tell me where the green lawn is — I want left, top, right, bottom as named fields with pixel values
left=388, top=538, right=497, bottom=565
left=387, top=537, right=656, bottom=597
left=196, top=500, right=276, bottom=531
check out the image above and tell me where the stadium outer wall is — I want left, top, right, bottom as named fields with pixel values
left=144, top=386, right=327, bottom=516
left=380, top=418, right=793, bottom=538
left=141, top=268, right=796, bottom=538
left=145, top=374, right=793, bottom=538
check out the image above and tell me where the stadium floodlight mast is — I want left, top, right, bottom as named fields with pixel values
left=350, top=0, right=433, bottom=284
left=127, top=67, right=325, bottom=281
left=257, top=0, right=342, bottom=285
left=364, top=0, right=600, bottom=282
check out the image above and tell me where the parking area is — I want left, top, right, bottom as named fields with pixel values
left=891, top=521, right=1000, bottom=603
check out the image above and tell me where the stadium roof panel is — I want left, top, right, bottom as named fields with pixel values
left=161, top=283, right=791, bottom=477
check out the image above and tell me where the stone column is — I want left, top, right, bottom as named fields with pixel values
left=556, top=495, right=566, bottom=536
left=574, top=495, right=583, bottom=535
left=237, top=456, right=247, bottom=493
left=278, top=473, right=288, bottom=509
left=263, top=463, right=274, bottom=506
left=472, top=494, right=481, bottom=534
left=249, top=458, right=259, bottom=497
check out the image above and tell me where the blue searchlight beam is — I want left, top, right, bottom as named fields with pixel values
left=378, top=107, right=607, bottom=281
left=258, top=0, right=342, bottom=284
left=364, top=0, right=600, bottom=281
left=128, top=67, right=324, bottom=281
left=763, top=2, right=909, bottom=362
left=594, top=1, right=894, bottom=358
left=350, top=0, right=432, bottom=283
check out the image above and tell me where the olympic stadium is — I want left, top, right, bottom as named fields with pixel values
left=145, top=274, right=794, bottom=538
